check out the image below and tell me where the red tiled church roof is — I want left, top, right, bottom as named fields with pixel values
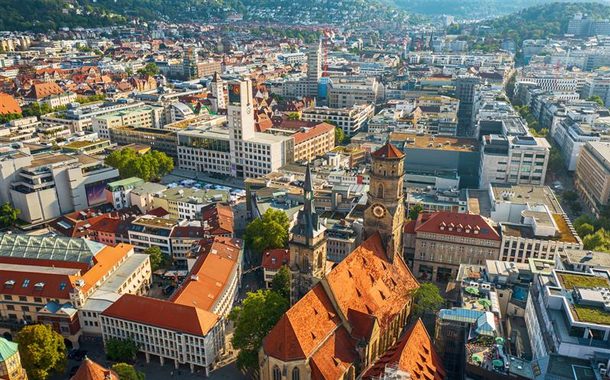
left=363, top=319, right=446, bottom=380
left=371, top=142, right=404, bottom=159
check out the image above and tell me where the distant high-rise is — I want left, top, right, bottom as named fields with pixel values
left=455, top=75, right=481, bottom=137
left=210, top=72, right=225, bottom=113
left=305, top=40, right=322, bottom=98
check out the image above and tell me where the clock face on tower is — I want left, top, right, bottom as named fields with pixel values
left=372, top=204, right=386, bottom=219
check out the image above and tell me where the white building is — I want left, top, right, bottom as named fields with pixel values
left=92, top=105, right=163, bottom=140
left=302, top=104, right=374, bottom=136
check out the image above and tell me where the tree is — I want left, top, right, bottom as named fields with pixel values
left=408, top=203, right=424, bottom=220
left=412, top=283, right=444, bottom=319
left=244, top=209, right=290, bottom=254
left=0, top=113, right=22, bottom=124
left=105, top=338, right=138, bottom=362
left=334, top=127, right=346, bottom=145
left=229, top=290, right=289, bottom=372
left=16, top=324, right=66, bottom=380
left=137, top=62, right=160, bottom=77
left=577, top=223, right=595, bottom=238
left=587, top=95, right=605, bottom=107
left=286, top=112, right=301, bottom=120
left=111, top=363, right=145, bottom=380
left=105, top=148, right=173, bottom=182
left=144, top=246, right=169, bottom=271
left=0, top=202, right=20, bottom=228
left=271, top=266, right=291, bottom=300
left=22, top=103, right=53, bottom=117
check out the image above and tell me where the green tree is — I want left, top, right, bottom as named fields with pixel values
left=577, top=223, right=595, bottom=238
left=22, top=103, right=52, bottom=117
left=286, top=112, right=300, bottom=120
left=412, top=282, right=444, bottom=319
left=244, top=209, right=290, bottom=253
left=334, top=127, right=346, bottom=145
left=105, top=148, right=173, bottom=182
left=0, top=113, right=22, bottom=124
left=144, top=246, right=170, bottom=271
left=587, top=95, right=605, bottom=107
left=111, top=363, right=145, bottom=380
left=408, top=203, right=424, bottom=220
left=137, top=62, right=160, bottom=77
left=229, top=290, right=289, bottom=372
left=0, top=202, right=20, bottom=227
left=16, top=324, right=66, bottom=380
left=105, top=338, right=139, bottom=362
left=271, top=265, right=291, bottom=300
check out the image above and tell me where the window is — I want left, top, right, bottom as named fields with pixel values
left=292, top=367, right=300, bottom=380
left=377, top=183, right=384, bottom=198
left=273, top=366, right=281, bottom=380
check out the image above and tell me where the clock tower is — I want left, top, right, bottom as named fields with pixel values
left=364, top=142, right=406, bottom=263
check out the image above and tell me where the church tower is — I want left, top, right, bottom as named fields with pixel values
left=363, top=143, right=405, bottom=262
left=289, top=164, right=327, bottom=300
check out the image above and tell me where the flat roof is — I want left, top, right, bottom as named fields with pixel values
left=390, top=132, right=479, bottom=152
left=491, top=184, right=563, bottom=214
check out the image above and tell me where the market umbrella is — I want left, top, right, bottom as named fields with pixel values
left=472, top=354, right=483, bottom=363
left=492, top=359, right=504, bottom=368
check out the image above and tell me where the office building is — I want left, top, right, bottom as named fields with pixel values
left=575, top=141, right=610, bottom=217
left=104, top=177, right=145, bottom=210
left=302, top=104, right=374, bottom=137
left=327, top=77, right=381, bottom=108
left=479, top=134, right=550, bottom=188
left=455, top=75, right=481, bottom=136
left=92, top=105, right=163, bottom=140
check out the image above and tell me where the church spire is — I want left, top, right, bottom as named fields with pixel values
left=301, top=163, right=317, bottom=244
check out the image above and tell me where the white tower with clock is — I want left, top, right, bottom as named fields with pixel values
left=226, top=79, right=292, bottom=179
left=363, top=142, right=406, bottom=263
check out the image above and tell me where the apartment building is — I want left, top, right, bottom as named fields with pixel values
left=575, top=141, right=610, bottom=217
left=149, top=186, right=228, bottom=220
left=42, top=101, right=150, bottom=133
left=274, top=121, right=335, bottom=162
left=25, top=82, right=76, bottom=108
left=302, top=103, right=374, bottom=136
left=0, top=117, right=40, bottom=144
left=92, top=105, right=163, bottom=140
left=104, top=177, right=145, bottom=210
left=0, top=234, right=150, bottom=347
left=479, top=134, right=550, bottom=188
left=552, top=117, right=602, bottom=171
left=261, top=249, right=290, bottom=289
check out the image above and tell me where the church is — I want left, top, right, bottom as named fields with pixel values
left=258, top=143, right=446, bottom=380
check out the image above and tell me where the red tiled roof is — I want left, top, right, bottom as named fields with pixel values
left=263, top=283, right=341, bottom=361
left=71, top=358, right=118, bottom=380
left=310, top=327, right=357, bottom=380
left=415, top=212, right=500, bottom=241
left=263, top=233, right=420, bottom=367
left=201, top=203, right=233, bottom=235
left=26, top=82, right=64, bottom=99
left=326, top=233, right=419, bottom=330
left=261, top=249, right=290, bottom=271
left=147, top=207, right=170, bottom=217
left=371, top=142, right=404, bottom=159
left=0, top=270, right=75, bottom=300
left=102, top=294, right=219, bottom=336
left=363, top=319, right=446, bottom=380
left=404, top=219, right=417, bottom=234
left=170, top=237, right=242, bottom=312
left=293, top=122, right=335, bottom=145
left=0, top=93, right=21, bottom=115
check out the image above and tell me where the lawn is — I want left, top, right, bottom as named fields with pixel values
left=573, top=306, right=610, bottom=325
left=558, top=273, right=610, bottom=290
